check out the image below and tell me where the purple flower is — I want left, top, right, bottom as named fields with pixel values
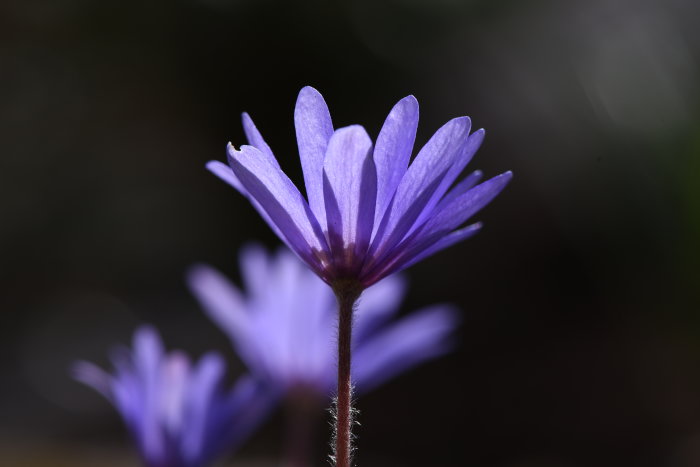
left=73, top=326, right=275, bottom=467
left=207, top=86, right=511, bottom=288
left=187, top=245, right=460, bottom=396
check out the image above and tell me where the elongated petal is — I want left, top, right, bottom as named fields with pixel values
left=322, top=125, right=376, bottom=261
left=241, top=112, right=276, bottom=161
left=354, top=275, right=406, bottom=340
left=109, top=366, right=142, bottom=443
left=410, top=129, right=484, bottom=232
left=353, top=306, right=460, bottom=393
left=434, top=170, right=483, bottom=213
left=72, top=361, right=113, bottom=399
left=239, top=243, right=270, bottom=299
left=228, top=144, right=329, bottom=272
left=161, top=352, right=191, bottom=436
left=217, top=375, right=279, bottom=454
left=418, top=171, right=513, bottom=240
left=373, top=96, right=418, bottom=231
left=395, top=223, right=483, bottom=273
left=181, top=353, right=225, bottom=464
left=206, top=160, right=287, bottom=243
left=206, top=160, right=246, bottom=193
left=186, top=265, right=249, bottom=343
left=375, top=172, right=510, bottom=278
left=369, top=117, right=471, bottom=260
left=132, top=326, right=166, bottom=465
left=295, top=86, right=334, bottom=230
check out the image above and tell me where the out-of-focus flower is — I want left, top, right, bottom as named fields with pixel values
left=187, top=245, right=460, bottom=396
left=207, top=86, right=511, bottom=288
left=73, top=326, right=275, bottom=467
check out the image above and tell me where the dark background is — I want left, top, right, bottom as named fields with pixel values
left=2, top=0, right=700, bottom=465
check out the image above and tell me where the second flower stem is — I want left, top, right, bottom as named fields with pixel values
left=334, top=284, right=361, bottom=467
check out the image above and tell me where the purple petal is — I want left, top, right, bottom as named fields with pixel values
left=378, top=171, right=511, bottom=278
left=206, top=159, right=288, bottom=245
left=228, top=144, right=329, bottom=273
left=394, top=223, right=483, bottom=274
left=132, top=326, right=166, bottom=464
left=218, top=375, right=279, bottom=453
left=186, top=265, right=253, bottom=359
left=72, top=361, right=113, bottom=400
left=409, top=129, right=485, bottom=232
left=373, top=96, right=418, bottom=231
left=239, top=243, right=270, bottom=299
left=352, top=305, right=460, bottom=393
left=241, top=112, right=276, bottom=161
left=181, top=353, right=226, bottom=464
left=258, top=250, right=334, bottom=389
left=368, top=117, right=471, bottom=263
left=322, top=125, right=376, bottom=262
left=133, top=327, right=164, bottom=368
left=353, top=275, right=406, bottom=340
left=417, top=171, right=513, bottom=241
left=274, top=251, right=336, bottom=388
left=160, top=352, right=191, bottom=436
left=294, top=86, right=334, bottom=231
left=109, top=365, right=143, bottom=443
left=434, top=170, right=483, bottom=213
left=206, top=160, right=246, bottom=193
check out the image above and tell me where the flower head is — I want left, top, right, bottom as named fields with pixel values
left=73, top=326, right=275, bottom=467
left=187, top=244, right=460, bottom=396
left=208, top=87, right=511, bottom=288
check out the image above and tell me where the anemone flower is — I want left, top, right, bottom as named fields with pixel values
left=207, top=87, right=510, bottom=467
left=73, top=326, right=275, bottom=467
left=207, top=87, right=510, bottom=290
left=187, top=244, right=460, bottom=466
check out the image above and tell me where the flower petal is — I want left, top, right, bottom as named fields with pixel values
left=228, top=144, right=329, bottom=273
left=372, top=96, right=418, bottom=232
left=294, top=86, right=334, bottom=230
left=161, top=352, right=191, bottom=436
left=395, top=223, right=483, bottom=273
left=409, top=129, right=485, bottom=233
left=373, top=172, right=510, bottom=278
left=352, top=305, right=460, bottom=393
left=186, top=265, right=249, bottom=343
left=354, top=275, right=406, bottom=340
left=217, top=375, right=279, bottom=453
left=433, top=169, right=483, bottom=213
left=207, top=159, right=287, bottom=245
left=206, top=160, right=246, bottom=193
left=241, top=112, right=276, bottom=161
left=239, top=243, right=270, bottom=299
left=181, top=353, right=226, bottom=464
left=72, top=361, right=113, bottom=399
left=322, top=125, right=376, bottom=262
left=368, top=117, right=471, bottom=264
left=418, top=171, right=513, bottom=240
left=132, top=326, right=166, bottom=465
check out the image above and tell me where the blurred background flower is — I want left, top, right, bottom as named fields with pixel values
left=73, top=326, right=275, bottom=467
left=187, top=244, right=459, bottom=466
left=187, top=244, right=458, bottom=392
left=2, top=0, right=700, bottom=466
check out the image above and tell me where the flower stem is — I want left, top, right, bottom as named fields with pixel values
left=333, top=283, right=362, bottom=467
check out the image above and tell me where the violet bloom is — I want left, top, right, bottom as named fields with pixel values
left=207, top=86, right=511, bottom=289
left=73, top=326, right=275, bottom=467
left=187, top=245, right=460, bottom=398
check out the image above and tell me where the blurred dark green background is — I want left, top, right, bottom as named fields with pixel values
left=2, top=0, right=700, bottom=465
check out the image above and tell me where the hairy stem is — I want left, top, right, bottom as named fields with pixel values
left=333, top=283, right=362, bottom=467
